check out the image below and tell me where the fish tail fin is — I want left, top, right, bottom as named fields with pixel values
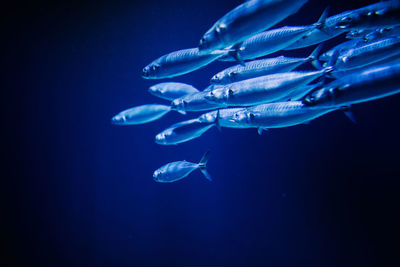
left=308, top=43, right=324, bottom=69
left=313, top=7, right=330, bottom=33
left=199, top=151, right=212, bottom=181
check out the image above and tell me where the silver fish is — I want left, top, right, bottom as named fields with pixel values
left=335, top=0, right=400, bottom=30
left=153, top=151, right=211, bottom=183
left=111, top=104, right=182, bottom=125
left=211, top=45, right=322, bottom=84
left=204, top=68, right=333, bottom=107
left=303, top=63, right=400, bottom=108
left=142, top=48, right=226, bottom=79
left=333, top=36, right=400, bottom=71
left=155, top=119, right=214, bottom=145
left=148, top=82, right=199, bottom=101
left=231, top=101, right=336, bottom=134
left=171, top=90, right=225, bottom=112
left=198, top=0, right=308, bottom=53
left=198, top=108, right=248, bottom=129
left=219, top=8, right=328, bottom=62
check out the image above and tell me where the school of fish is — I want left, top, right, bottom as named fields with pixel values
left=112, top=0, right=400, bottom=183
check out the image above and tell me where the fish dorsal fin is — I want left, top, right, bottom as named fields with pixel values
left=314, top=7, right=330, bottom=33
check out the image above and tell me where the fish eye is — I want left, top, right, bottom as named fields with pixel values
left=249, top=113, right=255, bottom=120
left=228, top=89, right=234, bottom=96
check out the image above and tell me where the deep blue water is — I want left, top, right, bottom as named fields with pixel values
left=4, top=0, right=400, bottom=266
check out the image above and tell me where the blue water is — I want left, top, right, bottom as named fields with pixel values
left=4, top=0, right=400, bottom=266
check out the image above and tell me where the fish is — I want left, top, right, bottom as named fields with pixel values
left=204, top=68, right=333, bottom=107
left=303, top=63, right=400, bottom=108
left=332, top=36, right=400, bottom=71
left=211, top=45, right=322, bottom=84
left=218, top=8, right=328, bottom=62
left=198, top=0, right=308, bottom=53
left=153, top=151, right=211, bottom=183
left=171, top=90, right=225, bottom=112
left=335, top=0, right=400, bottom=30
left=283, top=1, right=396, bottom=50
left=362, top=25, right=400, bottom=42
left=319, top=39, right=366, bottom=62
left=148, top=82, right=199, bottom=101
left=198, top=108, right=248, bottom=129
left=142, top=48, right=226, bottom=79
left=231, top=101, right=337, bottom=134
left=111, top=104, right=183, bottom=125
left=155, top=119, right=214, bottom=145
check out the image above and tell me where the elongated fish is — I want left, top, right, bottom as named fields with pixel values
left=198, top=0, right=308, bottom=53
left=171, top=90, right=225, bottom=112
left=303, top=63, right=400, bottom=108
left=211, top=45, right=322, bottom=84
left=155, top=119, right=214, bottom=145
left=204, top=68, right=333, bottom=107
left=142, top=48, right=226, bottom=79
left=333, top=36, right=400, bottom=71
left=335, top=0, right=400, bottom=30
left=153, top=151, right=211, bottom=183
left=231, top=101, right=337, bottom=134
left=111, top=104, right=183, bottom=125
left=198, top=108, right=248, bottom=129
left=284, top=1, right=396, bottom=50
left=148, top=82, right=199, bottom=101
left=219, top=8, right=328, bottom=62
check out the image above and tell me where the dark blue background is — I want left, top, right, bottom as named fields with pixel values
left=4, top=0, right=400, bottom=266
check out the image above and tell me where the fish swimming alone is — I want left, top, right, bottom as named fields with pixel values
left=155, top=119, right=215, bottom=145
left=148, top=82, right=199, bottom=101
left=198, top=0, right=308, bottom=53
left=303, top=63, right=400, bottom=108
left=211, top=45, right=322, bottom=84
left=142, top=48, right=226, bottom=79
left=153, top=151, right=211, bottom=183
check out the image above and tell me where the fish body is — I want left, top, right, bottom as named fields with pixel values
left=148, top=82, right=199, bottom=101
left=153, top=151, right=211, bottom=183
left=142, top=48, right=225, bottom=79
left=199, top=0, right=308, bottom=53
left=171, top=90, right=224, bottom=112
left=232, top=101, right=336, bottom=130
left=155, top=119, right=214, bottom=145
left=205, top=69, right=331, bottom=107
left=335, top=0, right=400, bottom=30
left=220, top=26, right=314, bottom=62
left=111, top=104, right=172, bottom=125
left=212, top=45, right=321, bottom=84
left=303, top=63, right=400, bottom=108
left=334, top=36, right=400, bottom=71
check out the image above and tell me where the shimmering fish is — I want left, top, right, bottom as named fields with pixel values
left=198, top=108, right=248, bottom=129
left=333, top=36, right=400, bottom=71
left=171, top=90, right=225, bottom=112
left=142, top=48, right=226, bottom=79
left=153, top=151, right=211, bottom=183
left=198, top=0, right=308, bottom=53
left=155, top=119, right=214, bottom=145
left=335, top=0, right=400, bottom=30
left=148, top=82, right=199, bottom=101
left=204, top=68, right=333, bottom=107
left=231, top=101, right=336, bottom=134
left=303, top=63, right=400, bottom=108
left=219, top=8, right=328, bottom=62
left=111, top=104, right=183, bottom=125
left=211, top=45, right=322, bottom=84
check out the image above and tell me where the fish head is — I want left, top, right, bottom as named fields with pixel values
left=231, top=110, right=255, bottom=125
left=153, top=169, right=163, bottom=182
left=148, top=84, right=166, bottom=96
left=155, top=132, right=168, bottom=145
left=111, top=113, right=126, bottom=125
left=210, top=73, right=224, bottom=84
left=335, top=13, right=362, bottom=29
left=204, top=87, right=233, bottom=103
left=171, top=98, right=186, bottom=111
left=303, top=85, right=341, bottom=107
left=142, top=63, right=161, bottom=79
left=199, top=23, right=226, bottom=53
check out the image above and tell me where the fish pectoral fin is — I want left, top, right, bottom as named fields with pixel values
left=176, top=110, right=186, bottom=115
left=341, top=106, right=357, bottom=124
left=257, top=128, right=267, bottom=135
